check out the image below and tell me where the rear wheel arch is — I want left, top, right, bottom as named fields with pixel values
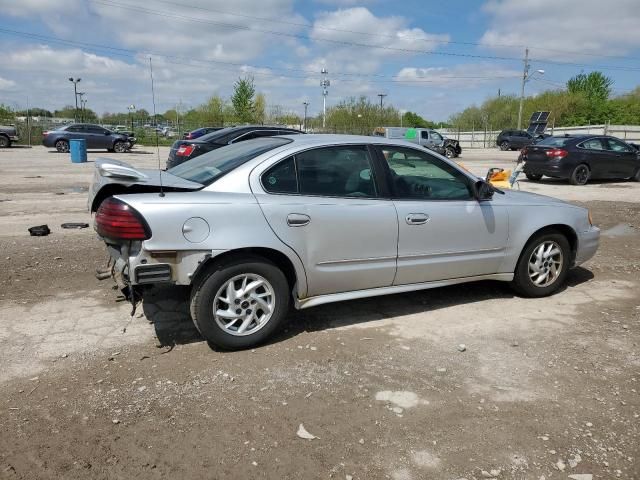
left=190, top=247, right=300, bottom=297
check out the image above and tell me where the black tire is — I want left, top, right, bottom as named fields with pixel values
left=511, top=231, right=571, bottom=298
left=113, top=141, right=127, bottom=153
left=526, top=173, right=543, bottom=181
left=569, top=164, right=590, bottom=185
left=55, top=139, right=69, bottom=153
left=445, top=147, right=455, bottom=158
left=0, top=136, right=9, bottom=148
left=190, top=256, right=290, bottom=350
left=500, top=141, right=510, bottom=151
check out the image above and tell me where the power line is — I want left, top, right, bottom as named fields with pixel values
left=116, top=0, right=640, bottom=62
left=0, top=27, right=519, bottom=84
left=89, top=0, right=640, bottom=72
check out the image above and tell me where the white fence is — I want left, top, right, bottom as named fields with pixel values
left=441, top=124, right=640, bottom=149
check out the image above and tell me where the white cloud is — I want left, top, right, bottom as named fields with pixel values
left=480, top=0, right=640, bottom=60
left=395, top=63, right=521, bottom=88
left=0, top=77, right=16, bottom=90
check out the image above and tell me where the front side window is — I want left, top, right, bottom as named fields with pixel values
left=606, top=138, right=632, bottom=153
left=431, top=131, right=443, bottom=142
left=87, top=126, right=107, bottom=134
left=381, top=146, right=472, bottom=200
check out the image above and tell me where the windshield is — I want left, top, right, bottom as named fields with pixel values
left=168, top=137, right=292, bottom=185
left=197, top=127, right=237, bottom=143
left=536, top=136, right=571, bottom=147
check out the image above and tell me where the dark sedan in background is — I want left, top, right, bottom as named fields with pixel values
left=496, top=129, right=547, bottom=151
left=183, top=127, right=224, bottom=140
left=522, top=135, right=640, bottom=185
left=167, top=125, right=304, bottom=168
left=43, top=124, right=135, bottom=153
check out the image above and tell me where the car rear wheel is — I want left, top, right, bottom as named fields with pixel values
left=0, top=136, right=9, bottom=148
left=569, top=164, right=590, bottom=185
left=113, top=141, right=127, bottom=153
left=526, top=173, right=543, bottom=181
left=55, top=139, right=69, bottom=153
left=190, top=257, right=290, bottom=350
left=500, top=141, right=510, bottom=151
left=511, top=232, right=570, bottom=298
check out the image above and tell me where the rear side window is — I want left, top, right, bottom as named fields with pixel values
left=261, top=146, right=377, bottom=198
left=580, top=138, right=605, bottom=150
left=263, top=156, right=297, bottom=193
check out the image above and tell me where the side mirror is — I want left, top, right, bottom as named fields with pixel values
left=473, top=180, right=494, bottom=201
left=105, top=131, right=111, bottom=135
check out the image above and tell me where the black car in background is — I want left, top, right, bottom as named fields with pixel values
left=522, top=135, right=640, bottom=185
left=167, top=125, right=304, bottom=168
left=42, top=124, right=135, bottom=153
left=183, top=127, right=225, bottom=140
left=496, top=129, right=538, bottom=151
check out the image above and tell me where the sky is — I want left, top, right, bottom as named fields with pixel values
left=1, top=0, right=640, bottom=121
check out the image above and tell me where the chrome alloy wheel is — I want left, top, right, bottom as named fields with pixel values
left=528, top=241, right=563, bottom=287
left=213, top=274, right=275, bottom=336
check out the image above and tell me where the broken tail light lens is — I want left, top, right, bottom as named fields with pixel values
left=176, top=144, right=195, bottom=157
left=95, top=197, right=151, bottom=240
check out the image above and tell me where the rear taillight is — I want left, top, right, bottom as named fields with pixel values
left=42, top=131, right=49, bottom=137
left=546, top=148, right=568, bottom=159
left=95, top=197, right=151, bottom=240
left=186, top=133, right=193, bottom=139
left=176, top=144, right=195, bottom=157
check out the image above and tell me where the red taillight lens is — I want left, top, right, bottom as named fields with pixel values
left=176, top=145, right=195, bottom=157
left=95, top=198, right=151, bottom=240
left=546, top=148, right=568, bottom=158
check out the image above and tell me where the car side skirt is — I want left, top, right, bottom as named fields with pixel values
left=294, top=273, right=514, bottom=310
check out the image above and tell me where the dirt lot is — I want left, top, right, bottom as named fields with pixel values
left=0, top=145, right=639, bottom=480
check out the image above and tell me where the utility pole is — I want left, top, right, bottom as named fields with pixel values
left=302, top=102, right=309, bottom=132
left=68, top=77, right=81, bottom=122
left=77, top=92, right=85, bottom=121
left=377, top=93, right=387, bottom=110
left=320, top=68, right=330, bottom=129
left=517, top=48, right=529, bottom=131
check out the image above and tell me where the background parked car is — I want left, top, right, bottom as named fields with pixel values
left=167, top=125, right=304, bottom=168
left=42, top=124, right=135, bottom=153
left=0, top=124, right=19, bottom=148
left=183, top=127, right=224, bottom=140
left=373, top=126, right=462, bottom=158
left=522, top=135, right=640, bottom=185
left=496, top=129, right=543, bottom=150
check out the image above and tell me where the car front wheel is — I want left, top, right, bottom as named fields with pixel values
left=113, top=141, right=127, bottom=153
left=500, top=141, right=510, bottom=151
left=55, top=139, right=69, bottom=153
left=0, top=136, right=9, bottom=148
left=190, top=257, right=290, bottom=350
left=445, top=147, right=455, bottom=158
left=526, top=173, right=543, bottom=181
left=511, top=232, right=570, bottom=297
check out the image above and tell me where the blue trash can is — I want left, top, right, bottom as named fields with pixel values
left=70, top=138, right=87, bottom=163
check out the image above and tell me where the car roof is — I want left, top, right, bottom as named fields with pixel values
left=276, top=133, right=429, bottom=148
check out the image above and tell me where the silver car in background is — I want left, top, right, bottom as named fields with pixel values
left=89, top=135, right=599, bottom=350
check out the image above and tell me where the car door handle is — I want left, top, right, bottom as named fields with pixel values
left=405, top=213, right=429, bottom=225
left=287, top=213, right=310, bottom=227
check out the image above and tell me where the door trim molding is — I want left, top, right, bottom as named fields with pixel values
left=398, top=246, right=505, bottom=261
left=295, top=272, right=513, bottom=309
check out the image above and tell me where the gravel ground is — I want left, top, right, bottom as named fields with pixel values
left=0, top=145, right=639, bottom=480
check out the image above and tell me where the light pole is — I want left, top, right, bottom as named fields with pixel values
left=81, top=98, right=87, bottom=121
left=377, top=93, right=387, bottom=110
left=68, top=77, right=81, bottom=122
left=320, top=68, right=330, bottom=129
left=517, top=48, right=544, bottom=130
left=128, top=104, right=136, bottom=131
left=302, top=102, right=309, bottom=132
left=77, top=92, right=85, bottom=121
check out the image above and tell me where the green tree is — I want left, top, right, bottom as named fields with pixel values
left=254, top=93, right=266, bottom=124
left=0, top=104, right=15, bottom=122
left=231, top=76, right=256, bottom=123
left=567, top=72, right=613, bottom=102
left=402, top=111, right=436, bottom=128
left=199, top=95, right=226, bottom=126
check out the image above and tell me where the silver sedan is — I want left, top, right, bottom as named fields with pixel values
left=89, top=135, right=599, bottom=349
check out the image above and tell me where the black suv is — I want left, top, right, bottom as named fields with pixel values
left=522, top=135, right=640, bottom=185
left=496, top=129, right=537, bottom=151
left=167, top=125, right=304, bottom=168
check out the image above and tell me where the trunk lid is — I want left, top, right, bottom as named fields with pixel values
left=88, top=157, right=203, bottom=212
left=525, top=145, right=553, bottom=163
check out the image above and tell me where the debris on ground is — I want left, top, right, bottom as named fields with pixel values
left=28, top=225, right=50, bottom=236
left=296, top=424, right=317, bottom=440
left=60, top=222, right=89, bottom=229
